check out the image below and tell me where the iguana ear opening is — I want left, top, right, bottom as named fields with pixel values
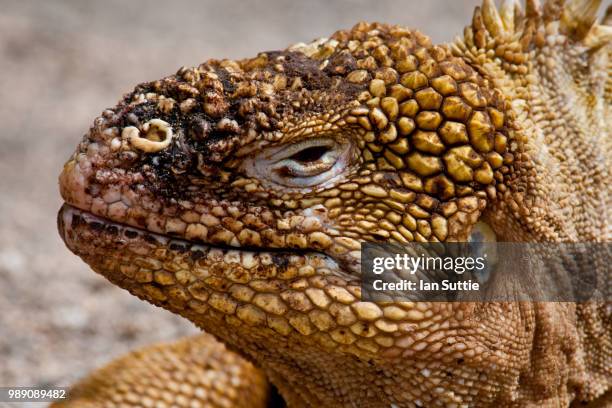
left=469, top=220, right=497, bottom=243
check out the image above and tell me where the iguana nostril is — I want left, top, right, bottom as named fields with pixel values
left=122, top=119, right=173, bottom=153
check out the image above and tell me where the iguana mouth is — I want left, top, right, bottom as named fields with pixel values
left=58, top=203, right=346, bottom=278
left=58, top=203, right=338, bottom=255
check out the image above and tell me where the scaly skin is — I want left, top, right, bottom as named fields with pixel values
left=51, top=333, right=270, bottom=408
left=56, top=0, right=611, bottom=406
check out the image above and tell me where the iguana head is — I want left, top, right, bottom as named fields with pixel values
left=58, top=0, right=610, bottom=405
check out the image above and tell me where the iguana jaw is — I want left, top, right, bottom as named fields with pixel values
left=57, top=202, right=542, bottom=407
left=58, top=203, right=345, bottom=284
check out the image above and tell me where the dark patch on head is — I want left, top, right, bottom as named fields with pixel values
left=118, top=100, right=161, bottom=129
left=198, top=128, right=240, bottom=163
left=111, top=43, right=368, bottom=203
left=188, top=115, right=212, bottom=141
left=215, top=68, right=236, bottom=94
left=273, top=51, right=333, bottom=91
left=138, top=126, right=200, bottom=200
left=324, top=50, right=357, bottom=76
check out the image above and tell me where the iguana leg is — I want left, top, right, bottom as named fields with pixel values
left=50, top=333, right=271, bottom=408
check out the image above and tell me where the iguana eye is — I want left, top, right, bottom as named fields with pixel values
left=276, top=139, right=339, bottom=177
left=251, top=138, right=351, bottom=188
left=289, top=145, right=330, bottom=163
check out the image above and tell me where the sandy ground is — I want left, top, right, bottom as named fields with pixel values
left=0, top=0, right=482, bottom=390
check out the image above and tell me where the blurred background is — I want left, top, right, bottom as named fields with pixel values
left=0, top=0, right=482, bottom=387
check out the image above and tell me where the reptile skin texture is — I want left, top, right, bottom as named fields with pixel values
left=56, top=0, right=610, bottom=406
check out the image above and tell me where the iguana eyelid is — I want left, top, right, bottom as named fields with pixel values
left=249, top=137, right=353, bottom=187
left=270, top=138, right=337, bottom=163
left=273, top=139, right=340, bottom=178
